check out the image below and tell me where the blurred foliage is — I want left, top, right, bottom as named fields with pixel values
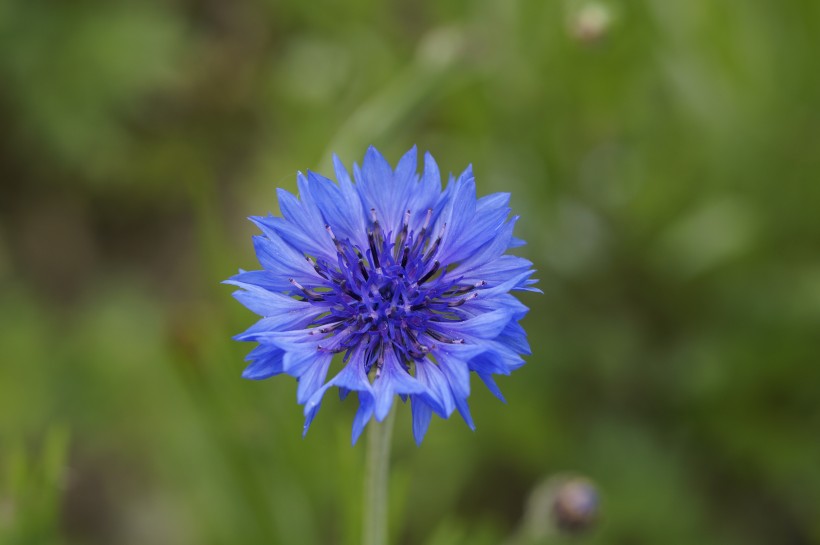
left=0, top=426, right=69, bottom=544
left=1, top=0, right=819, bottom=544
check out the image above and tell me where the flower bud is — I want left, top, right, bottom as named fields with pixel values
left=570, top=3, right=613, bottom=44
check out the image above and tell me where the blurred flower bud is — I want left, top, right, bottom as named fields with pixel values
left=514, top=473, right=600, bottom=543
left=551, top=477, right=599, bottom=533
left=569, top=3, right=612, bottom=44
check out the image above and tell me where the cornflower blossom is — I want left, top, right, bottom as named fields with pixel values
left=226, top=146, right=537, bottom=444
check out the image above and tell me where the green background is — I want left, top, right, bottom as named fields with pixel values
left=1, top=1, right=819, bottom=544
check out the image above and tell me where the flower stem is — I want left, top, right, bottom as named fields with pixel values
left=363, top=408, right=396, bottom=545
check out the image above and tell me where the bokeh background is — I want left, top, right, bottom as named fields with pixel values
left=2, top=0, right=819, bottom=544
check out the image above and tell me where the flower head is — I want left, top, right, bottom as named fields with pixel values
left=226, top=146, right=537, bottom=444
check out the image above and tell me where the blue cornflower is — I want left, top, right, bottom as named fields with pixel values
left=226, top=146, right=537, bottom=444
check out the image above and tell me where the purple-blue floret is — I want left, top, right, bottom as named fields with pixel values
left=226, top=146, right=537, bottom=444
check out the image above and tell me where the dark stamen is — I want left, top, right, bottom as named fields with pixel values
left=370, top=208, right=383, bottom=244
left=407, top=346, right=428, bottom=359
left=427, top=329, right=464, bottom=344
left=445, top=280, right=486, bottom=296
left=410, top=296, right=431, bottom=311
left=412, top=209, right=433, bottom=253
left=326, top=224, right=346, bottom=255
left=309, top=321, right=347, bottom=335
left=424, top=223, right=446, bottom=262
left=305, top=256, right=328, bottom=279
left=339, top=280, right=362, bottom=301
left=404, top=328, right=428, bottom=357
left=368, top=231, right=381, bottom=270
left=358, top=259, right=369, bottom=280
left=418, top=260, right=440, bottom=285
left=394, top=209, right=411, bottom=259
left=289, top=278, right=324, bottom=301
left=400, top=245, right=410, bottom=268
left=447, top=292, right=478, bottom=307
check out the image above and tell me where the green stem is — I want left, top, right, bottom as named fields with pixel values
left=363, top=408, right=396, bottom=545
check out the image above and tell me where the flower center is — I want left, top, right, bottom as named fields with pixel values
left=291, top=208, right=485, bottom=377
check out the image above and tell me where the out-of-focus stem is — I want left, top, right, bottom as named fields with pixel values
left=362, top=408, right=396, bottom=545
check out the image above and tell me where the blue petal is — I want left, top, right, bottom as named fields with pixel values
left=372, top=348, right=427, bottom=421
left=478, top=192, right=511, bottom=211
left=477, top=270, right=537, bottom=298
left=259, top=214, right=327, bottom=265
left=250, top=232, right=317, bottom=285
left=241, top=345, right=285, bottom=380
left=449, top=215, right=520, bottom=272
left=414, top=358, right=456, bottom=417
left=301, top=346, right=377, bottom=444
left=459, top=293, right=529, bottom=323
left=296, top=352, right=332, bottom=404
left=241, top=328, right=317, bottom=352
left=296, top=172, right=339, bottom=248
left=336, top=156, right=372, bottom=239
left=508, top=236, right=526, bottom=248
left=303, top=403, right=321, bottom=437
left=433, top=347, right=475, bottom=430
left=420, top=152, right=442, bottom=197
left=274, top=184, right=337, bottom=261
left=518, top=279, right=542, bottom=293
left=225, top=280, right=316, bottom=317
left=498, top=321, right=531, bottom=355
left=387, top=146, right=419, bottom=231
left=232, top=314, right=315, bottom=341
left=225, top=269, right=291, bottom=293
left=404, top=152, right=441, bottom=229
left=282, top=345, right=325, bottom=376
left=432, top=170, right=477, bottom=263
left=411, top=397, right=433, bottom=445
left=458, top=256, right=533, bottom=287
left=432, top=309, right=511, bottom=341
left=444, top=193, right=512, bottom=263
left=351, top=393, right=375, bottom=445
left=303, top=346, right=375, bottom=431
left=333, top=154, right=353, bottom=186
left=306, top=170, right=368, bottom=249
left=468, top=344, right=524, bottom=376
left=355, top=147, right=396, bottom=231
left=477, top=373, right=506, bottom=403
